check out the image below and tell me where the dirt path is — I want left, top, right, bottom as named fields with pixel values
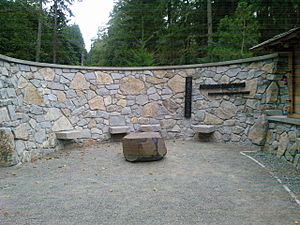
left=0, top=140, right=299, bottom=225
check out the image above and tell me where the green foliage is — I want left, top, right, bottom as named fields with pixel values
left=0, top=0, right=38, bottom=60
left=208, top=1, right=260, bottom=61
left=0, top=0, right=84, bottom=65
left=2, top=0, right=300, bottom=66
left=127, top=41, right=154, bottom=67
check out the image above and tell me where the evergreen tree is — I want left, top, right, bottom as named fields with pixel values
left=0, top=0, right=85, bottom=65
left=208, top=1, right=260, bottom=61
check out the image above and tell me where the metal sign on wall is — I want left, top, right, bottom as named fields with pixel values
left=185, top=77, right=192, bottom=118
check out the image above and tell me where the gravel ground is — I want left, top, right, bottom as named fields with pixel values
left=0, top=140, right=299, bottom=225
left=246, top=151, right=300, bottom=198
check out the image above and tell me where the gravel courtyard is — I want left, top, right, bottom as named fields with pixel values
left=0, top=140, right=299, bottom=225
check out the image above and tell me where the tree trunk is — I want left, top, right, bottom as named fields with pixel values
left=35, top=0, right=43, bottom=62
left=241, top=19, right=246, bottom=56
left=207, top=0, right=212, bottom=46
left=167, top=0, right=172, bottom=26
left=53, top=0, right=58, bottom=64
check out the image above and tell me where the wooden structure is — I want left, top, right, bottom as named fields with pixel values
left=251, top=27, right=300, bottom=118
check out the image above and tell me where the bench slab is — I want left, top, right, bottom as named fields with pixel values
left=192, top=125, right=215, bottom=134
left=122, top=132, right=167, bottom=162
left=56, top=130, right=81, bottom=140
left=139, top=124, right=161, bottom=132
left=109, top=126, right=130, bottom=134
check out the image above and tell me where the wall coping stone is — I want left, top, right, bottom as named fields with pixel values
left=268, top=116, right=300, bottom=126
left=0, top=53, right=278, bottom=71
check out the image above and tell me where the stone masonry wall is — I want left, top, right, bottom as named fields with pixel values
left=0, top=53, right=288, bottom=164
left=264, top=121, right=300, bottom=169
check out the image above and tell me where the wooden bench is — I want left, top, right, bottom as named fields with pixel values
left=191, top=125, right=215, bottom=142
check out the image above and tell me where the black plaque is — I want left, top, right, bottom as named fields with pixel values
left=185, top=77, right=192, bottom=118
left=199, top=82, right=246, bottom=90
left=208, top=91, right=250, bottom=96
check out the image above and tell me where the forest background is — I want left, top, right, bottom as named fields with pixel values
left=1, top=0, right=300, bottom=66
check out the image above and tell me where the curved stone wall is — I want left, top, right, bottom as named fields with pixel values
left=0, top=53, right=285, bottom=164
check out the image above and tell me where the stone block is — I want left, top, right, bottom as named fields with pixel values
left=140, top=124, right=161, bottom=132
left=55, top=130, right=81, bottom=140
left=192, top=125, right=215, bottom=134
left=109, top=126, right=130, bottom=134
left=110, top=115, right=126, bottom=126
left=0, top=129, right=18, bottom=167
left=248, top=115, right=268, bottom=145
left=122, top=132, right=167, bottom=162
left=0, top=107, right=10, bottom=123
left=14, top=124, right=29, bottom=140
left=296, top=138, right=300, bottom=150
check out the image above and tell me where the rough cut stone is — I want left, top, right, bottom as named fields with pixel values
left=52, top=116, right=73, bottom=132
left=262, top=63, right=274, bottom=73
left=56, top=130, right=80, bottom=139
left=226, top=68, right=241, bottom=77
left=45, top=108, right=62, bottom=121
left=84, top=72, right=96, bottom=80
left=140, top=124, right=161, bottom=132
left=0, top=107, right=10, bottom=123
left=17, top=76, right=28, bottom=89
left=162, top=99, right=178, bottom=113
left=142, top=102, right=159, bottom=117
left=70, top=73, right=90, bottom=90
left=96, top=71, right=113, bottom=84
left=88, top=96, right=105, bottom=110
left=15, top=140, right=25, bottom=156
left=55, top=91, right=66, bottom=102
left=120, top=77, right=145, bottom=95
left=117, top=99, right=127, bottom=108
left=192, top=125, right=215, bottom=134
left=296, top=138, right=300, bottom=150
left=109, top=115, right=126, bottom=126
left=215, top=101, right=237, bottom=120
left=266, top=82, right=279, bottom=103
left=0, top=129, right=18, bottom=167
left=219, top=75, right=230, bottom=83
left=160, top=119, right=176, bottom=129
left=204, top=113, right=223, bottom=125
left=24, top=83, right=43, bottom=105
left=122, top=132, right=167, bottom=162
left=109, top=126, right=130, bottom=134
left=245, top=79, right=258, bottom=97
left=153, top=70, right=167, bottom=78
left=136, top=95, right=149, bottom=105
left=40, top=68, right=55, bottom=81
left=248, top=115, right=268, bottom=145
left=104, top=96, right=112, bottom=106
left=146, top=77, right=163, bottom=84
left=168, top=75, right=185, bottom=93
left=277, top=132, right=289, bottom=157
left=14, top=124, right=29, bottom=140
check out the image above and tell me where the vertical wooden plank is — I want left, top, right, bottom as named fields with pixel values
left=185, top=77, right=192, bottom=118
left=294, top=48, right=300, bottom=116
left=286, top=52, right=294, bottom=116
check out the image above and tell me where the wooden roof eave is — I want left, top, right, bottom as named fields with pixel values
left=250, top=27, right=300, bottom=51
